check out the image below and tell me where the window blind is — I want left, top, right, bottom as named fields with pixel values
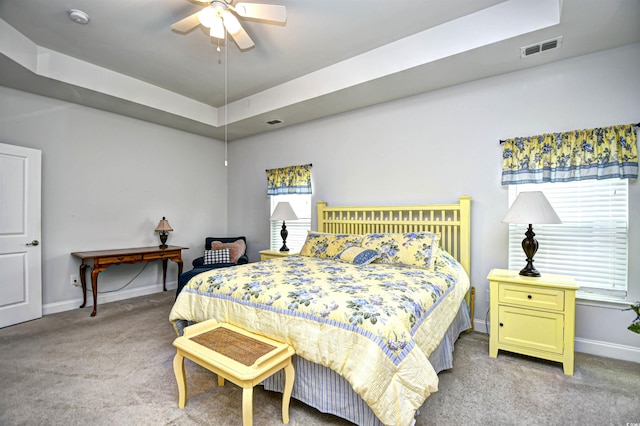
left=270, top=194, right=311, bottom=252
left=508, top=179, right=628, bottom=298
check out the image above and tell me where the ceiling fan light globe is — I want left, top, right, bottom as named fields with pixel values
left=210, top=17, right=225, bottom=39
left=222, top=11, right=242, bottom=34
left=197, top=6, right=216, bottom=28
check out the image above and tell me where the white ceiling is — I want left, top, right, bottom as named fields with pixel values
left=1, top=0, right=639, bottom=141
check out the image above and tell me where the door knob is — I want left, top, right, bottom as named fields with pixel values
left=26, top=240, right=40, bottom=246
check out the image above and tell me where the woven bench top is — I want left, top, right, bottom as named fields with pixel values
left=189, top=327, right=277, bottom=367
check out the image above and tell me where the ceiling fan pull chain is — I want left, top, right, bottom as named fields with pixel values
left=224, top=31, right=228, bottom=167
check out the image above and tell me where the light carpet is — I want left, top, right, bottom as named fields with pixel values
left=0, top=291, right=638, bottom=425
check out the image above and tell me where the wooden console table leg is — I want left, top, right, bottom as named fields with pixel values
left=282, top=361, right=294, bottom=424
left=173, top=352, right=187, bottom=408
left=90, top=267, right=100, bottom=317
left=162, top=259, right=168, bottom=291
left=242, top=386, right=253, bottom=426
left=78, top=263, right=88, bottom=309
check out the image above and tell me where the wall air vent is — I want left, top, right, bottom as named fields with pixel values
left=521, top=36, right=563, bottom=58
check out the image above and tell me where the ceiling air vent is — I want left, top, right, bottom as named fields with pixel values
left=521, top=36, right=563, bottom=58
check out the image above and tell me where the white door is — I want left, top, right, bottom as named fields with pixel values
left=0, top=142, right=42, bottom=328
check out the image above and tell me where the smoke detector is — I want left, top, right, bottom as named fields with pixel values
left=521, top=36, right=562, bottom=58
left=68, top=9, right=90, bottom=25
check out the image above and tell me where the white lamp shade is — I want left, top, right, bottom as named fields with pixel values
left=270, top=202, right=298, bottom=221
left=502, top=191, right=561, bottom=224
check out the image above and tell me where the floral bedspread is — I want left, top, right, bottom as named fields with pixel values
left=169, top=250, right=469, bottom=426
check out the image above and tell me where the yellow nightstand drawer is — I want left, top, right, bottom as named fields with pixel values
left=498, top=283, right=565, bottom=311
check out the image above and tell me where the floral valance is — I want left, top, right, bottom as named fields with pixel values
left=501, top=124, right=638, bottom=185
left=266, top=164, right=312, bottom=195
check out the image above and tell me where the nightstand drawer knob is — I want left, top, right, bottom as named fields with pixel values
left=527, top=295, right=532, bottom=299
left=499, top=322, right=504, bottom=327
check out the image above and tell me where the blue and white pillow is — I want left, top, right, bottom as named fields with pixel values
left=335, top=246, right=381, bottom=266
left=204, top=248, right=231, bottom=265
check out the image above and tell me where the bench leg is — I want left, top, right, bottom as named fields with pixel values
left=173, top=352, right=187, bottom=408
left=282, top=361, right=295, bottom=424
left=217, top=375, right=225, bottom=387
left=242, top=386, right=253, bottom=426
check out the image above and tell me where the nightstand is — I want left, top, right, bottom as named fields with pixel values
left=259, top=249, right=299, bottom=261
left=488, top=268, right=579, bottom=375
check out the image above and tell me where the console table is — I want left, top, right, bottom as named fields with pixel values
left=71, top=245, right=188, bottom=317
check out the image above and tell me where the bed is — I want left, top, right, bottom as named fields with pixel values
left=170, top=196, right=474, bottom=426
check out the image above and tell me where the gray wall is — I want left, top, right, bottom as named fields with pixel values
left=227, top=44, right=640, bottom=360
left=0, top=88, right=228, bottom=312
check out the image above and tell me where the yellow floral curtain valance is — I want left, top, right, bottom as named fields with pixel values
left=501, top=124, right=638, bottom=185
left=267, top=164, right=312, bottom=195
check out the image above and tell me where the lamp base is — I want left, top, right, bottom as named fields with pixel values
left=519, top=264, right=540, bottom=277
left=279, top=221, right=289, bottom=252
left=159, top=232, right=168, bottom=250
left=519, top=224, right=540, bottom=277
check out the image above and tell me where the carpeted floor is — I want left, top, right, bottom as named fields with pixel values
left=0, top=291, right=638, bottom=425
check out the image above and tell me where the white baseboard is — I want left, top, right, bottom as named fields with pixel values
left=574, top=337, right=640, bottom=363
left=471, top=318, right=639, bottom=363
left=43, top=282, right=177, bottom=315
left=474, top=318, right=489, bottom=334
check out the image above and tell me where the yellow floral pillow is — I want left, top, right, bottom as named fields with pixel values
left=300, top=232, right=363, bottom=258
left=361, top=232, right=441, bottom=269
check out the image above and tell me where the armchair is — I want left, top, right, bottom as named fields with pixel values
left=176, top=236, right=248, bottom=297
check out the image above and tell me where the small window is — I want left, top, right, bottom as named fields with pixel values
left=508, top=179, right=628, bottom=299
left=270, top=194, right=311, bottom=252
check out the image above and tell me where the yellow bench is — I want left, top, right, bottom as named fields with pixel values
left=173, top=320, right=295, bottom=425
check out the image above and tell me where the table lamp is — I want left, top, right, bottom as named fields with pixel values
left=155, top=216, right=173, bottom=249
left=502, top=191, right=561, bottom=277
left=270, top=202, right=298, bottom=251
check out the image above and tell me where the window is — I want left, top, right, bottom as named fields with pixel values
left=270, top=194, right=311, bottom=252
left=508, top=179, right=629, bottom=299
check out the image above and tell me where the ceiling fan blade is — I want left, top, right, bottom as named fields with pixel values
left=171, top=13, right=201, bottom=32
left=233, top=3, right=286, bottom=22
left=230, top=25, right=255, bottom=50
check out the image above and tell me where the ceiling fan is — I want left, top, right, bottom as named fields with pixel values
left=171, top=0, right=286, bottom=50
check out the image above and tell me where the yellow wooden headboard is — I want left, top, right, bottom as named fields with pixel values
left=316, top=196, right=473, bottom=325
